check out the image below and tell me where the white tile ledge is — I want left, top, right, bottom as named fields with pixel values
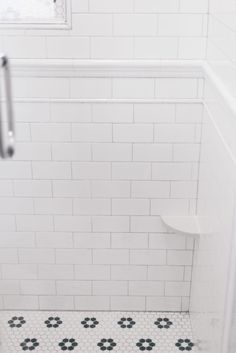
left=161, top=215, right=201, bottom=236
left=9, top=59, right=204, bottom=78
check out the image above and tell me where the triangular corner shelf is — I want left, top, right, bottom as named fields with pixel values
left=161, top=216, right=201, bottom=236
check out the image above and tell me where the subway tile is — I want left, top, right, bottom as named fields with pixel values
left=152, top=163, right=192, bottom=180
left=113, top=14, right=157, bottom=36
left=14, top=143, right=51, bottom=161
left=165, top=282, right=191, bottom=297
left=0, top=198, right=34, bottom=214
left=93, top=249, right=129, bottom=265
left=146, top=296, right=181, bottom=311
left=36, top=232, right=73, bottom=248
left=93, top=281, right=128, bottom=295
left=148, top=266, right=184, bottom=281
left=2, top=264, right=38, bottom=280
left=92, top=104, right=133, bottom=123
left=20, top=280, right=56, bottom=295
left=135, top=38, right=178, bottom=59
left=53, top=181, right=91, bottom=198
left=134, top=0, right=179, bottom=13
left=75, top=296, right=110, bottom=310
left=112, top=199, right=149, bottom=215
left=72, top=124, right=112, bottom=142
left=15, top=102, right=50, bottom=123
left=156, top=78, right=198, bottom=99
left=90, top=0, right=133, bottom=12
left=0, top=232, right=35, bottom=248
left=16, top=215, right=53, bottom=232
left=13, top=77, right=69, bottom=99
left=75, top=265, right=110, bottom=280
left=72, top=162, right=111, bottom=180
left=72, top=14, right=113, bottom=36
left=51, top=103, right=92, bottom=123
left=92, top=181, right=130, bottom=198
left=112, top=163, right=151, bottom=180
left=92, top=216, right=129, bottom=232
left=0, top=216, right=15, bottom=231
left=111, top=233, right=148, bottom=249
left=151, top=199, right=189, bottom=215
left=134, top=104, right=175, bottom=123
left=132, top=181, right=170, bottom=198
left=32, top=162, right=71, bottom=180
left=91, top=37, right=134, bottom=59
left=39, top=296, right=74, bottom=310
left=56, top=281, right=91, bottom=295
left=111, top=265, right=147, bottom=280
left=111, top=296, right=145, bottom=311
left=3, top=295, right=39, bottom=310
left=74, top=198, right=111, bottom=215
left=167, top=250, right=193, bottom=265
left=47, top=37, right=90, bottom=59
left=31, top=123, right=71, bottom=142
left=171, top=181, right=198, bottom=198
left=92, top=143, right=132, bottom=161
left=131, top=216, right=166, bottom=233
left=130, top=249, right=166, bottom=265
left=18, top=249, right=55, bottom=264
left=113, top=79, right=155, bottom=99
left=0, top=280, right=20, bottom=295
left=129, top=281, right=164, bottom=296
left=158, top=14, right=204, bottom=36
left=14, top=180, right=52, bottom=197
left=54, top=216, right=91, bottom=232
left=0, top=181, right=13, bottom=196
left=155, top=124, right=196, bottom=143
left=149, top=234, right=186, bottom=249
left=0, top=162, right=32, bottom=179
left=133, top=144, right=172, bottom=162
left=38, top=265, right=74, bottom=280
left=70, top=78, right=112, bottom=99
left=52, top=143, right=91, bottom=161
left=74, top=233, right=110, bottom=248
left=0, top=249, right=18, bottom=263
left=113, top=124, right=153, bottom=143
left=34, top=198, right=72, bottom=215
left=56, top=249, right=92, bottom=264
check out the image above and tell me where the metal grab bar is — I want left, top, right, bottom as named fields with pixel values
left=0, top=54, right=15, bottom=158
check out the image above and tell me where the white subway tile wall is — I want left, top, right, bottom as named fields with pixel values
left=0, top=73, right=203, bottom=311
left=0, top=0, right=208, bottom=60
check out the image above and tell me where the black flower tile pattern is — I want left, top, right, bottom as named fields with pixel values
left=136, top=338, right=156, bottom=351
left=0, top=311, right=195, bottom=352
left=20, top=338, right=39, bottom=351
left=97, top=338, right=117, bottom=351
left=175, top=339, right=195, bottom=351
left=154, top=317, right=173, bottom=329
left=118, top=317, right=136, bottom=328
left=81, top=317, right=99, bottom=328
left=59, top=338, right=78, bottom=351
left=45, top=316, right=62, bottom=328
left=8, top=316, right=26, bottom=328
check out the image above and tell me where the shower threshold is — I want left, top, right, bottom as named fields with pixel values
left=0, top=311, right=195, bottom=352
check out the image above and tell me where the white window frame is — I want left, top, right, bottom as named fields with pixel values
left=0, top=0, right=71, bottom=30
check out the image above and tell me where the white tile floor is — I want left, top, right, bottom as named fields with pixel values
left=0, top=311, right=195, bottom=352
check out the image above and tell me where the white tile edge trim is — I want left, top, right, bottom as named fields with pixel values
left=10, top=59, right=205, bottom=78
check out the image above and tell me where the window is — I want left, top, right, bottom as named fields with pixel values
left=0, top=0, right=70, bottom=28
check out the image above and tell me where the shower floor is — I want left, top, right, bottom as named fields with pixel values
left=0, top=311, right=195, bottom=352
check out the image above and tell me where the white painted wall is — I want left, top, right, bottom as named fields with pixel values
left=0, top=0, right=208, bottom=60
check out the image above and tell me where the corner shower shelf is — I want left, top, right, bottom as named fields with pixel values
left=161, top=216, right=200, bottom=236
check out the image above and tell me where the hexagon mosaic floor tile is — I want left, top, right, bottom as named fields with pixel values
left=0, top=311, right=195, bottom=352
